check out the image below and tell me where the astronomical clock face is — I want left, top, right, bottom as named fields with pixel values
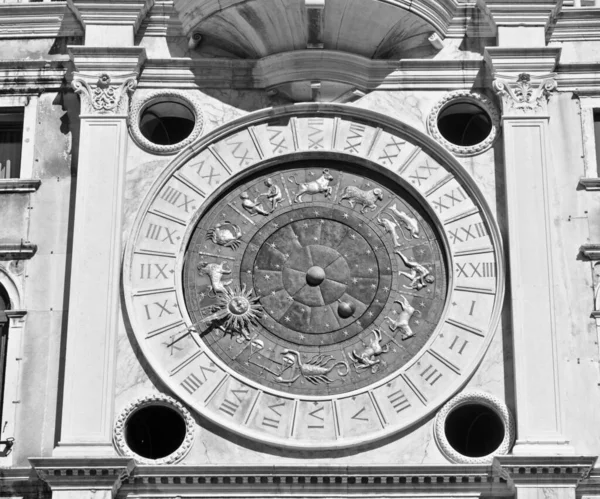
left=124, top=107, right=504, bottom=449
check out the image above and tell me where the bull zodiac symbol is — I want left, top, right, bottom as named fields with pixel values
left=289, top=169, right=334, bottom=202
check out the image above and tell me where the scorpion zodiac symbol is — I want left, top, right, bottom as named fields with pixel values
left=273, top=349, right=349, bottom=385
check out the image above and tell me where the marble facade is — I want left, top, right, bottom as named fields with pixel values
left=0, top=0, right=599, bottom=498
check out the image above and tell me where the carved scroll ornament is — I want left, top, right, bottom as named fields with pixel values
left=72, top=72, right=138, bottom=115
left=493, top=72, right=557, bottom=114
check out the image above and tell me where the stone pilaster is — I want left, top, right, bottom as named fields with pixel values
left=486, top=46, right=572, bottom=456
left=53, top=47, right=145, bottom=457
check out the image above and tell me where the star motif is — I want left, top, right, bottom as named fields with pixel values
left=420, top=301, right=426, bottom=307
left=352, top=278, right=358, bottom=284
left=350, top=234, right=356, bottom=239
left=325, top=323, right=330, bottom=328
left=299, top=333, right=305, bottom=339
left=386, top=267, right=391, bottom=271
left=246, top=269, right=252, bottom=274
left=270, top=309, right=274, bottom=313
left=417, top=248, right=426, bottom=256
left=284, top=253, right=290, bottom=259
left=343, top=213, right=349, bottom=219
left=287, top=296, right=294, bottom=302
left=384, top=286, right=389, bottom=291
left=366, top=250, right=371, bottom=255
left=452, top=301, right=457, bottom=306
left=275, top=264, right=280, bottom=269
left=374, top=246, right=379, bottom=251
left=358, top=223, right=363, bottom=227
left=393, top=309, right=398, bottom=315
left=243, top=221, right=248, bottom=225
left=366, top=182, right=371, bottom=187
left=368, top=311, right=374, bottom=317
left=415, top=320, right=420, bottom=325
left=343, top=331, right=349, bottom=336
left=285, top=316, right=291, bottom=322
left=368, top=268, right=373, bottom=273
left=313, top=237, right=319, bottom=241
left=264, top=275, right=271, bottom=280
left=314, top=211, right=319, bottom=216
left=269, top=242, right=277, bottom=249
left=271, top=291, right=276, bottom=296
left=309, top=172, right=315, bottom=176
left=371, top=284, right=376, bottom=289
left=303, top=223, right=309, bottom=228
left=392, top=348, right=397, bottom=353
left=356, top=321, right=362, bottom=327
left=272, top=222, right=279, bottom=228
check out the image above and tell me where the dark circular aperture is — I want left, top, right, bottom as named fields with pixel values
left=438, top=102, right=492, bottom=147
left=125, top=405, right=186, bottom=459
left=444, top=403, right=505, bottom=457
left=140, top=101, right=195, bottom=146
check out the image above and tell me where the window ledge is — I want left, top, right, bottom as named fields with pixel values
left=579, top=177, right=600, bottom=190
left=0, top=179, right=41, bottom=193
left=580, top=243, right=600, bottom=260
left=0, top=243, right=37, bottom=260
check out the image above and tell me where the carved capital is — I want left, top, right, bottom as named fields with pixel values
left=493, top=72, right=557, bottom=116
left=72, top=72, right=138, bottom=116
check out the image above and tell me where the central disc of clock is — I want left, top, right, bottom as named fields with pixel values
left=240, top=211, right=392, bottom=345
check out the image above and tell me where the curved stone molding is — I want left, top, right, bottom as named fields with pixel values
left=128, top=89, right=204, bottom=155
left=426, top=90, right=500, bottom=156
left=434, top=390, right=515, bottom=465
left=72, top=72, right=138, bottom=116
left=113, top=393, right=196, bottom=465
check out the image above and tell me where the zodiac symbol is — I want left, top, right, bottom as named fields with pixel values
left=240, top=191, right=270, bottom=216
left=273, top=350, right=349, bottom=385
left=197, top=260, right=232, bottom=295
left=350, top=328, right=389, bottom=373
left=206, top=221, right=243, bottom=250
left=377, top=216, right=404, bottom=247
left=388, top=204, right=420, bottom=239
left=256, top=178, right=283, bottom=211
left=338, top=186, right=384, bottom=214
left=384, top=295, right=420, bottom=340
left=395, top=250, right=435, bottom=291
left=289, top=169, right=334, bottom=203
left=198, top=285, right=262, bottom=341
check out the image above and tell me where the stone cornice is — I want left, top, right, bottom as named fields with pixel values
left=485, top=0, right=560, bottom=27
left=30, top=457, right=135, bottom=497
left=548, top=7, right=600, bottom=41
left=69, top=46, right=146, bottom=74
left=580, top=244, right=600, bottom=260
left=0, top=1, right=83, bottom=39
left=70, top=0, right=154, bottom=33
left=493, top=456, right=597, bottom=488
left=484, top=46, right=562, bottom=74
left=0, top=243, right=37, bottom=260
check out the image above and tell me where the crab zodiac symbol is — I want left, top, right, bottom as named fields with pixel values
left=206, top=221, right=243, bottom=250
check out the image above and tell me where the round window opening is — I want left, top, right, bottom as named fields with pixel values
left=444, top=403, right=505, bottom=458
left=139, top=101, right=195, bottom=146
left=124, top=405, right=187, bottom=460
left=437, top=102, right=493, bottom=147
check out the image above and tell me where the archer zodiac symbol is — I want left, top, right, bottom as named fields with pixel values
left=350, top=328, right=389, bottom=373
left=197, top=260, right=232, bottom=295
left=384, top=295, right=420, bottom=340
left=338, top=186, right=384, bottom=214
left=395, top=250, right=435, bottom=291
left=206, top=221, right=243, bottom=250
left=273, top=350, right=349, bottom=385
left=288, top=169, right=334, bottom=202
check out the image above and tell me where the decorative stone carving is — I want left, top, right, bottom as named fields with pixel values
left=426, top=90, right=500, bottom=156
left=434, top=390, right=515, bottom=465
left=493, top=72, right=557, bottom=114
left=128, top=89, right=204, bottom=154
left=113, top=394, right=195, bottom=465
left=72, top=72, right=138, bottom=115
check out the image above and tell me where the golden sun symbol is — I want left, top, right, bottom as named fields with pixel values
left=200, top=286, right=262, bottom=341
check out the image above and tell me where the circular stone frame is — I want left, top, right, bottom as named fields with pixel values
left=433, top=390, right=514, bottom=464
left=427, top=90, right=500, bottom=157
left=113, top=393, right=196, bottom=465
left=129, top=90, right=204, bottom=155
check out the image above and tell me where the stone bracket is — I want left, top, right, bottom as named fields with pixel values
left=0, top=243, right=37, bottom=261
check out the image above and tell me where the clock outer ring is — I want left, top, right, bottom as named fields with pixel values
left=123, top=104, right=505, bottom=450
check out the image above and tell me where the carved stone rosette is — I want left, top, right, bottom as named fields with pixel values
left=72, top=72, right=138, bottom=115
left=113, top=393, right=196, bottom=465
left=433, top=390, right=515, bottom=464
left=493, top=72, right=557, bottom=115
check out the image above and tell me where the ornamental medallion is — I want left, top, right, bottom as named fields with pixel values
left=124, top=105, right=504, bottom=449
